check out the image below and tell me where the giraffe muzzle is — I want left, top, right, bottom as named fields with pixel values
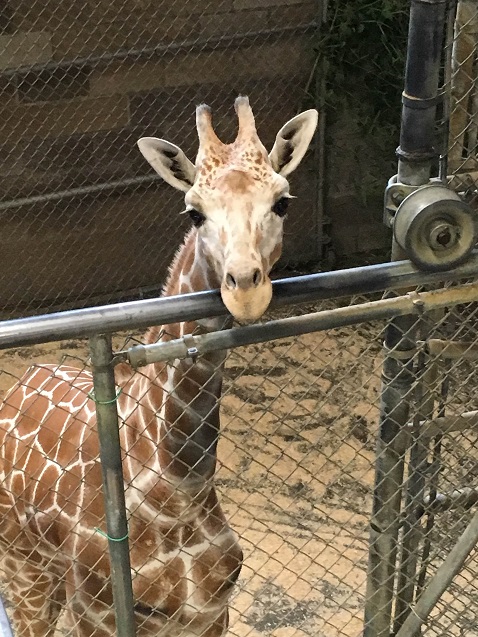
left=221, top=268, right=272, bottom=322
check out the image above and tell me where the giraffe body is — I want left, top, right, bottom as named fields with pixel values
left=0, top=97, right=317, bottom=636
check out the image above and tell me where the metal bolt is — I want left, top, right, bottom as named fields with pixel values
left=428, top=221, right=458, bottom=251
left=391, top=190, right=405, bottom=206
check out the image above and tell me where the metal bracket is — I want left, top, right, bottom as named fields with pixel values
left=382, top=341, right=418, bottom=360
left=384, top=175, right=419, bottom=228
left=383, top=176, right=445, bottom=228
left=183, top=334, right=200, bottom=362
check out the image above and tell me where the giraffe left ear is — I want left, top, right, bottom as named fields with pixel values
left=137, top=137, right=196, bottom=192
left=269, top=110, right=318, bottom=177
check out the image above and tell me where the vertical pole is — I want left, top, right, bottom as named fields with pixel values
left=394, top=509, right=478, bottom=637
left=89, top=334, right=136, bottom=637
left=363, top=312, right=415, bottom=637
left=393, top=339, right=437, bottom=633
left=364, top=2, right=447, bottom=636
left=314, top=0, right=328, bottom=262
left=415, top=361, right=450, bottom=597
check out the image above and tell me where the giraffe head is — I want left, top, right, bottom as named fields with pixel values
left=138, top=96, right=318, bottom=322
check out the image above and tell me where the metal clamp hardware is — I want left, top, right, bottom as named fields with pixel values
left=183, top=334, right=199, bottom=361
left=401, top=91, right=444, bottom=110
left=384, top=175, right=419, bottom=227
left=407, top=290, right=425, bottom=313
left=382, top=342, right=417, bottom=360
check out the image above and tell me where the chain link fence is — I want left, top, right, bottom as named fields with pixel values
left=448, top=0, right=478, bottom=201
left=0, top=0, right=321, bottom=315
left=0, top=1, right=476, bottom=637
left=0, top=275, right=478, bottom=637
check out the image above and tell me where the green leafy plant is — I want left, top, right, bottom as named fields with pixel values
left=319, top=0, right=409, bottom=129
left=317, top=0, right=410, bottom=202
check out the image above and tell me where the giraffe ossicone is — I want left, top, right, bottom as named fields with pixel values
left=0, top=97, right=317, bottom=637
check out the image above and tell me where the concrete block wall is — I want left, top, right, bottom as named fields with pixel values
left=0, top=0, right=321, bottom=312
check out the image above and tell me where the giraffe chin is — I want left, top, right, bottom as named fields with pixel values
left=221, top=279, right=273, bottom=323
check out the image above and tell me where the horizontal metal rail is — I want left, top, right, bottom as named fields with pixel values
left=1, top=24, right=316, bottom=77
left=0, top=175, right=160, bottom=211
left=1, top=256, right=478, bottom=350
left=425, top=338, right=478, bottom=360
left=402, top=410, right=478, bottom=439
left=423, top=487, right=478, bottom=513
left=122, top=283, right=478, bottom=367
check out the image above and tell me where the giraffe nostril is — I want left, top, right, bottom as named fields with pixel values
left=252, top=269, right=262, bottom=287
left=226, top=273, right=237, bottom=289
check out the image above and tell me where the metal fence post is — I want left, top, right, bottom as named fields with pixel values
left=89, top=333, right=136, bottom=637
left=363, top=309, right=416, bottom=637
left=393, top=332, right=437, bottom=631
left=363, top=2, right=447, bottom=636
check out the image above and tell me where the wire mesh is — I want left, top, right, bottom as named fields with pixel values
left=0, top=1, right=477, bottom=637
left=0, top=283, right=475, bottom=637
left=0, top=0, right=321, bottom=316
left=447, top=0, right=478, bottom=202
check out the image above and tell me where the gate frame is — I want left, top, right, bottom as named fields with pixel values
left=0, top=259, right=478, bottom=635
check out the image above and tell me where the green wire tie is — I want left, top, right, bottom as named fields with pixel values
left=87, top=388, right=123, bottom=405
left=94, top=527, right=129, bottom=542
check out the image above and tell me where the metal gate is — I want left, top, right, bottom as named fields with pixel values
left=0, top=257, right=477, bottom=637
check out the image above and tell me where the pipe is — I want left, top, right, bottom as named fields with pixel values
left=394, top=509, right=478, bottom=637
left=403, top=409, right=478, bottom=439
left=421, top=487, right=478, bottom=514
left=394, top=329, right=436, bottom=631
left=122, top=283, right=478, bottom=367
left=1, top=24, right=316, bottom=78
left=425, top=338, right=478, bottom=359
left=363, top=301, right=417, bottom=637
left=365, top=3, right=448, bottom=635
left=0, top=175, right=161, bottom=211
left=393, top=1, right=448, bottom=630
left=1, top=256, right=478, bottom=350
left=89, top=335, right=136, bottom=637
left=397, top=0, right=448, bottom=186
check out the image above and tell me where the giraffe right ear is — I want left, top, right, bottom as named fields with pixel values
left=269, top=110, right=318, bottom=177
left=137, top=137, right=196, bottom=192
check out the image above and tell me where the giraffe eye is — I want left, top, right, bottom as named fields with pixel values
left=187, top=209, right=206, bottom=227
left=272, top=197, right=289, bottom=217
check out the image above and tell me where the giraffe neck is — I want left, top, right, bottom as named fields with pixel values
left=133, top=229, right=231, bottom=490
left=146, top=228, right=227, bottom=343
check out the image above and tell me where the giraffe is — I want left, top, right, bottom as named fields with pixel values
left=0, top=96, right=318, bottom=637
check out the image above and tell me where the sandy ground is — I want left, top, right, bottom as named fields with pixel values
left=0, top=302, right=476, bottom=637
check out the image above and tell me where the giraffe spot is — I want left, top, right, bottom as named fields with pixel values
left=217, top=170, right=253, bottom=194
left=182, top=523, right=204, bottom=547
left=191, top=541, right=243, bottom=603
left=134, top=556, right=186, bottom=616
left=268, top=242, right=283, bottom=268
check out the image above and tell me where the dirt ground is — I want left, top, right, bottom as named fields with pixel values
left=0, top=304, right=476, bottom=637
